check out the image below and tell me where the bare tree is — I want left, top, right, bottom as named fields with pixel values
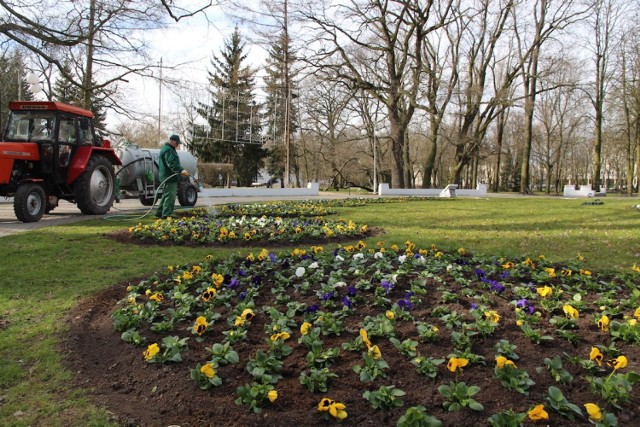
left=534, top=64, right=586, bottom=194
left=514, top=0, right=590, bottom=194
left=417, top=10, right=460, bottom=188
left=299, top=76, right=359, bottom=189
left=448, top=0, right=515, bottom=186
left=618, top=33, right=640, bottom=195
left=582, top=0, right=628, bottom=192
left=299, top=0, right=453, bottom=189
left=0, top=0, right=215, bottom=117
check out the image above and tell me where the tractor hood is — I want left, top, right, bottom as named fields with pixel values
left=0, top=142, right=39, bottom=184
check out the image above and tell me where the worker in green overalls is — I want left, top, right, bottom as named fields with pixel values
left=156, top=134, right=188, bottom=219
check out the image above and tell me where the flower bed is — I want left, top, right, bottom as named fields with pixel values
left=216, top=201, right=335, bottom=217
left=215, top=196, right=454, bottom=217
left=111, top=242, right=639, bottom=426
left=127, top=215, right=370, bottom=245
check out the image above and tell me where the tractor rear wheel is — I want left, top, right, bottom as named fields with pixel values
left=74, top=155, right=116, bottom=214
left=14, top=183, right=46, bottom=223
left=177, top=182, right=198, bottom=206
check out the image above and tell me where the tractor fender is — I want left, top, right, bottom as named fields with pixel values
left=67, top=146, right=122, bottom=185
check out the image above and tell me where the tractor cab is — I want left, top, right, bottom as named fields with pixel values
left=0, top=101, right=120, bottom=222
left=4, top=103, right=96, bottom=182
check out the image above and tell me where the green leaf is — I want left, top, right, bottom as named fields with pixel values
left=468, top=401, right=484, bottom=411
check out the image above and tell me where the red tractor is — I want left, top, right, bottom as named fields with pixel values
left=0, top=101, right=121, bottom=222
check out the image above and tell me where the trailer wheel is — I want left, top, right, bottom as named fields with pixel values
left=177, top=182, right=198, bottom=206
left=14, top=183, right=46, bottom=223
left=74, top=155, right=116, bottom=214
left=139, top=195, right=155, bottom=206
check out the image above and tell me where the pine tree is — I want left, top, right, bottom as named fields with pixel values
left=263, top=30, right=299, bottom=186
left=193, top=27, right=265, bottom=186
left=0, top=50, right=33, bottom=132
left=52, top=62, right=82, bottom=104
left=51, top=62, right=108, bottom=132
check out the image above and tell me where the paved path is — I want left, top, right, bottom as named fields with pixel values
left=0, top=191, right=362, bottom=237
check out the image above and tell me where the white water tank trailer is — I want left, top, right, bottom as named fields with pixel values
left=115, top=143, right=199, bottom=207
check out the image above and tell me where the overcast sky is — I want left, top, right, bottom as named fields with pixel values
left=110, top=6, right=269, bottom=130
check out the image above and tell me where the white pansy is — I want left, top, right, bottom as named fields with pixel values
left=309, top=262, right=319, bottom=269
left=295, top=267, right=306, bottom=277
left=336, top=255, right=344, bottom=261
left=374, top=252, right=384, bottom=259
left=334, top=281, right=347, bottom=288
left=446, top=264, right=453, bottom=271
left=391, top=274, right=398, bottom=283
left=353, top=253, right=364, bottom=260
left=398, top=255, right=406, bottom=263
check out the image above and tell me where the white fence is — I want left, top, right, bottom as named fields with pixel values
left=200, top=182, right=320, bottom=198
left=563, top=185, right=607, bottom=198
left=377, top=183, right=488, bottom=198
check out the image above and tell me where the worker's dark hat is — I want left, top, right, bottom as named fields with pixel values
left=169, top=134, right=181, bottom=144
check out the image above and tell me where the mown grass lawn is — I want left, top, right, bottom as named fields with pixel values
left=0, top=196, right=638, bottom=426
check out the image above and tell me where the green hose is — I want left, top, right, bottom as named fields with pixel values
left=104, top=173, right=192, bottom=221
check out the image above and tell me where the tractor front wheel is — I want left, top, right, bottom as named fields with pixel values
left=74, top=155, right=116, bottom=215
left=14, top=183, right=46, bottom=223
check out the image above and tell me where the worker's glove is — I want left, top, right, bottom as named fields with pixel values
left=181, top=170, right=189, bottom=177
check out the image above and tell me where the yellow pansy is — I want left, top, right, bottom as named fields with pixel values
left=200, top=363, right=215, bottom=378
left=563, top=304, right=579, bottom=319
left=589, top=347, right=604, bottom=367
left=368, top=345, right=382, bottom=360
left=536, top=285, right=553, bottom=298
left=317, top=397, right=334, bottom=412
left=584, top=403, right=603, bottom=422
left=270, top=332, right=291, bottom=342
left=241, top=308, right=255, bottom=321
left=143, top=343, right=160, bottom=361
left=182, top=271, right=193, bottom=281
left=359, top=329, right=372, bottom=348
left=149, top=292, right=164, bottom=302
left=632, top=264, right=640, bottom=273
left=385, top=310, right=395, bottom=320
left=300, top=322, right=312, bottom=335
left=329, top=402, right=348, bottom=420
left=597, top=315, right=609, bottom=332
left=634, top=307, right=640, bottom=320
left=544, top=267, right=556, bottom=278
left=609, top=355, right=628, bottom=371
left=495, top=356, right=516, bottom=369
left=485, top=310, right=501, bottom=323
left=447, top=357, right=469, bottom=373
left=193, top=316, right=208, bottom=335
left=268, top=390, right=278, bottom=403
left=527, top=404, right=549, bottom=421
left=202, top=287, right=216, bottom=302
left=211, top=273, right=224, bottom=287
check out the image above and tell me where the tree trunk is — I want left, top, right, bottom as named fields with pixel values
left=82, top=0, right=96, bottom=110
left=388, top=111, right=405, bottom=188
left=492, top=110, right=505, bottom=192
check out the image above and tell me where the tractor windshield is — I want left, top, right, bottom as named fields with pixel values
left=5, top=111, right=57, bottom=142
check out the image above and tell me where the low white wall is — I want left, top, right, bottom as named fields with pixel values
left=563, top=185, right=607, bottom=198
left=200, top=182, right=320, bottom=198
left=378, top=183, right=488, bottom=198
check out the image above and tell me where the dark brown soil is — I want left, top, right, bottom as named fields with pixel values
left=61, top=235, right=639, bottom=427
